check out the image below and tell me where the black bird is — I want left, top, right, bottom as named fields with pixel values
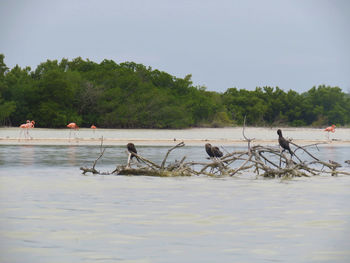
left=205, top=143, right=223, bottom=158
left=127, top=143, right=139, bottom=161
left=212, top=146, right=223, bottom=158
left=329, top=160, right=341, bottom=167
left=205, top=143, right=215, bottom=158
left=277, top=129, right=293, bottom=156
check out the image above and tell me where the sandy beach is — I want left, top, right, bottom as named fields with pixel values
left=0, top=127, right=349, bottom=146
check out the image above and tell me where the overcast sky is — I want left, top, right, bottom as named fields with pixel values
left=1, top=0, right=349, bottom=93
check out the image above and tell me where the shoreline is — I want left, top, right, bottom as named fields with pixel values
left=0, top=138, right=348, bottom=146
left=1, top=127, right=349, bottom=146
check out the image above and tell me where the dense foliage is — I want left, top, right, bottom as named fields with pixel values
left=1, top=54, right=349, bottom=128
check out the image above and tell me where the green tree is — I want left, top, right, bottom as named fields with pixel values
left=0, top=92, right=16, bottom=125
left=1, top=55, right=349, bottom=128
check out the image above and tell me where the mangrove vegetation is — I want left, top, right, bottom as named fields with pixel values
left=0, top=54, right=349, bottom=128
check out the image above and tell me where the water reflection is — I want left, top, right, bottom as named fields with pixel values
left=322, top=144, right=341, bottom=163
left=1, top=144, right=350, bottom=172
left=20, top=145, right=35, bottom=165
left=67, top=146, right=77, bottom=166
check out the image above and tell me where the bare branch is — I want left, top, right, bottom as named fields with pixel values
left=161, top=142, right=185, bottom=170
left=242, top=115, right=255, bottom=151
left=79, top=131, right=350, bottom=179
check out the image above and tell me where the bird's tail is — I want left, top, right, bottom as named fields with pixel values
left=289, top=149, right=303, bottom=162
left=288, top=149, right=294, bottom=156
left=131, top=154, right=141, bottom=163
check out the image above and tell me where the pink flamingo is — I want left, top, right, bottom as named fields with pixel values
left=90, top=124, right=97, bottom=135
left=67, top=122, right=79, bottom=140
left=67, top=122, right=79, bottom=129
left=324, top=124, right=336, bottom=139
left=19, top=120, right=30, bottom=129
left=19, top=120, right=35, bottom=140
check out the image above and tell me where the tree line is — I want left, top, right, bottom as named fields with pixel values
left=0, top=54, right=349, bottom=128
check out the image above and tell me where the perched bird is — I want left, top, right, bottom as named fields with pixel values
left=345, top=160, right=350, bottom=165
left=212, top=146, right=223, bottom=158
left=205, top=143, right=215, bottom=158
left=329, top=160, right=341, bottom=167
left=127, top=143, right=139, bottom=161
left=277, top=129, right=293, bottom=156
left=205, top=143, right=223, bottom=158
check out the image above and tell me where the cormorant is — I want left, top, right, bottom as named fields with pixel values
left=205, top=143, right=215, bottom=158
left=212, top=146, right=223, bottom=158
left=205, top=143, right=223, bottom=158
left=127, top=143, right=139, bottom=161
left=277, top=129, right=293, bottom=156
left=329, top=160, right=341, bottom=167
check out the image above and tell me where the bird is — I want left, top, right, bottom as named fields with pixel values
left=277, top=129, right=293, bottom=156
left=329, top=160, right=341, bottom=167
left=19, top=120, right=35, bottom=140
left=205, top=143, right=215, bottom=158
left=90, top=124, right=97, bottom=135
left=127, top=143, right=140, bottom=162
left=27, top=120, right=35, bottom=128
left=212, top=146, right=223, bottom=158
left=67, top=122, right=79, bottom=140
left=20, top=120, right=35, bottom=129
left=19, top=120, right=30, bottom=129
left=67, top=122, right=79, bottom=130
left=345, top=160, right=350, bottom=165
left=324, top=124, right=336, bottom=139
left=205, top=143, right=223, bottom=158
left=324, top=124, right=336, bottom=133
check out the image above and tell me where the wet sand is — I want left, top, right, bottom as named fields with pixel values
left=0, top=127, right=349, bottom=146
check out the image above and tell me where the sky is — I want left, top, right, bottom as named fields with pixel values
left=1, top=0, right=349, bottom=93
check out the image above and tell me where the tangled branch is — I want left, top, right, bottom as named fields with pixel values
left=80, top=131, right=350, bottom=178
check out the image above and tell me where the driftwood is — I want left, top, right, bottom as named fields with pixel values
left=80, top=137, right=105, bottom=174
left=80, top=127, right=350, bottom=178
